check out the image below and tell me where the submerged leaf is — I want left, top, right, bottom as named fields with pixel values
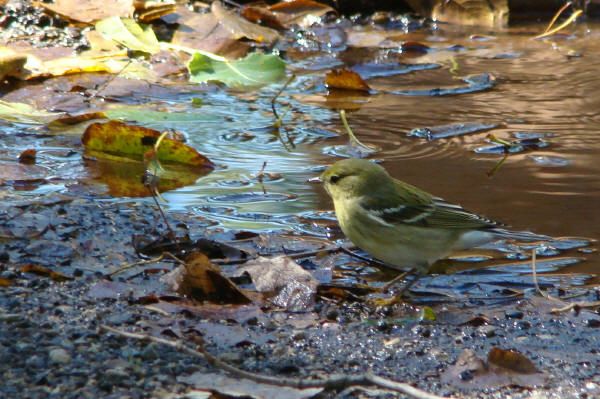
left=188, top=52, right=286, bottom=88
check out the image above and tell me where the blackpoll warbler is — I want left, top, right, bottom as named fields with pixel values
left=320, top=158, right=549, bottom=299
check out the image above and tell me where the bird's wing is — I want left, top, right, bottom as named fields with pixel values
left=360, top=179, right=501, bottom=230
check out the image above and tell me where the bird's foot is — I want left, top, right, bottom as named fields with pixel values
left=367, top=293, right=405, bottom=307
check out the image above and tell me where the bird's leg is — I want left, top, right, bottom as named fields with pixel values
left=379, top=270, right=411, bottom=292
left=368, top=268, right=421, bottom=307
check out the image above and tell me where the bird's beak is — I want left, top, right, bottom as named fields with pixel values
left=307, top=176, right=321, bottom=184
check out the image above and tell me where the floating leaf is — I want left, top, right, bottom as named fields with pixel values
left=95, top=17, right=160, bottom=54
left=325, top=69, right=370, bottom=91
left=188, top=52, right=286, bottom=88
left=82, top=121, right=214, bottom=169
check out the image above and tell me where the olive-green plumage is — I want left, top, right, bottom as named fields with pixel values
left=321, top=158, right=548, bottom=275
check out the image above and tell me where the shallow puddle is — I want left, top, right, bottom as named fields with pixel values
left=2, top=19, right=599, bottom=289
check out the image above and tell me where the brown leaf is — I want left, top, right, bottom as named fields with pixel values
left=487, top=347, right=539, bottom=374
left=163, top=252, right=252, bottom=304
left=18, top=149, right=36, bottom=164
left=211, top=1, right=281, bottom=44
left=37, top=0, right=135, bottom=24
left=269, top=0, right=335, bottom=27
left=21, top=264, right=72, bottom=281
left=0, top=277, right=11, bottom=287
left=325, top=69, right=370, bottom=92
left=241, top=5, right=288, bottom=30
left=169, top=6, right=250, bottom=59
left=442, top=348, right=547, bottom=390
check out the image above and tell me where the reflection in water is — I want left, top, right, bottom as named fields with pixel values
left=176, top=22, right=600, bottom=280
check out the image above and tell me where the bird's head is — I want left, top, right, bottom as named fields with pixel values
left=320, top=158, right=390, bottom=201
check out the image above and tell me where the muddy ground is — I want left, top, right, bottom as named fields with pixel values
left=1, top=193, right=599, bottom=399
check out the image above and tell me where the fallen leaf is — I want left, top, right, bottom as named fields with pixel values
left=325, top=69, right=370, bottom=91
left=169, top=6, right=250, bottom=59
left=95, top=17, right=160, bottom=54
left=0, top=100, right=63, bottom=124
left=37, top=0, right=135, bottom=24
left=178, top=372, right=323, bottom=399
left=18, top=149, right=36, bottom=164
left=212, top=1, right=280, bottom=44
left=21, top=265, right=72, bottom=281
left=241, top=5, right=288, bottom=30
left=487, top=347, right=538, bottom=374
left=0, top=47, right=28, bottom=79
left=162, top=252, right=251, bottom=304
left=442, top=348, right=547, bottom=390
left=82, top=121, right=214, bottom=169
left=188, top=52, right=286, bottom=88
left=0, top=162, right=48, bottom=183
left=237, top=256, right=318, bottom=312
left=269, top=0, right=335, bottom=27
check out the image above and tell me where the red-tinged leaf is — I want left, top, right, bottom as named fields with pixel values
left=241, top=5, right=288, bottom=30
left=325, top=69, right=370, bottom=92
left=82, top=121, right=214, bottom=170
left=18, top=149, right=36, bottom=164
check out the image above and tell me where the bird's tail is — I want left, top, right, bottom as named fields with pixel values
left=490, top=228, right=552, bottom=242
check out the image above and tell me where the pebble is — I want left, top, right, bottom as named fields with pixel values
left=48, top=348, right=71, bottom=365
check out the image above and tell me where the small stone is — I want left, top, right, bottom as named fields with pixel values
left=478, top=325, right=496, bottom=338
left=586, top=319, right=600, bottom=328
left=505, top=310, right=524, bottom=319
left=48, top=348, right=71, bottom=364
left=140, top=344, right=158, bottom=361
left=292, top=330, right=307, bottom=341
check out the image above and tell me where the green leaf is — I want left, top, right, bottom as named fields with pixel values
left=419, top=306, right=437, bottom=321
left=95, top=17, right=160, bottom=54
left=188, top=52, right=286, bottom=88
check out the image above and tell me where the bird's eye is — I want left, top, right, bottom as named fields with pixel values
left=330, top=175, right=340, bottom=184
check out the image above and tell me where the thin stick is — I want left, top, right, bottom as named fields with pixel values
left=272, top=74, right=296, bottom=122
left=339, top=110, right=376, bottom=151
left=543, top=1, right=572, bottom=34
left=99, top=325, right=453, bottom=399
left=534, top=9, right=582, bottom=39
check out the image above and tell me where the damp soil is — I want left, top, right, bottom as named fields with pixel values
left=1, top=194, right=599, bottom=399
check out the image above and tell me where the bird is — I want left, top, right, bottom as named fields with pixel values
left=319, top=158, right=550, bottom=304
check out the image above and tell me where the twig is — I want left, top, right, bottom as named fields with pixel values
left=271, top=74, right=296, bottom=122
left=339, top=110, right=376, bottom=152
left=543, top=2, right=572, bottom=34
left=99, top=325, right=453, bottom=399
left=89, top=60, right=132, bottom=101
left=108, top=251, right=185, bottom=277
left=534, top=7, right=582, bottom=39
left=531, top=249, right=560, bottom=301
